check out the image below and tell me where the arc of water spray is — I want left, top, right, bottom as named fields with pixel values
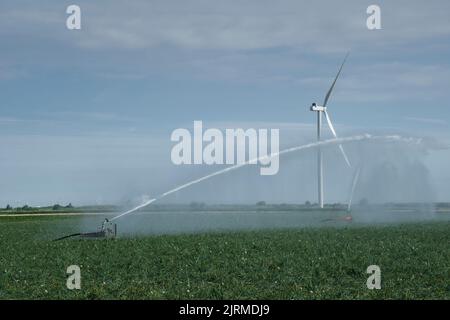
left=110, top=134, right=420, bottom=222
left=347, top=166, right=361, bottom=212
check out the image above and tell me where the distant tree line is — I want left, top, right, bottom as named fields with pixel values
left=2, top=203, right=75, bottom=211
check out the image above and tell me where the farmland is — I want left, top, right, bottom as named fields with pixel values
left=0, top=213, right=449, bottom=299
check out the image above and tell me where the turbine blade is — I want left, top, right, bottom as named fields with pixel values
left=338, top=144, right=351, bottom=168
left=324, top=110, right=351, bottom=167
left=324, top=110, right=337, bottom=137
left=323, top=52, right=349, bottom=108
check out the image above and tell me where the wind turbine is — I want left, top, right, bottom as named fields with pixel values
left=310, top=53, right=351, bottom=208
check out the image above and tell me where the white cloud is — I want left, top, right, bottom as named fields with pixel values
left=2, top=1, right=450, bottom=51
left=404, top=117, right=448, bottom=126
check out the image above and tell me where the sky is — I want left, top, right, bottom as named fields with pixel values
left=0, top=0, right=449, bottom=206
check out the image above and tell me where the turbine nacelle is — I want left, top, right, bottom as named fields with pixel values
left=310, top=103, right=326, bottom=112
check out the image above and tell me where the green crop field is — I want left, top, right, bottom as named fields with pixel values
left=0, top=215, right=448, bottom=299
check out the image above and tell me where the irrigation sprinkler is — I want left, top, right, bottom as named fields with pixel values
left=54, top=218, right=117, bottom=241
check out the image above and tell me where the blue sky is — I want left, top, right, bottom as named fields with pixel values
left=0, top=0, right=449, bottom=206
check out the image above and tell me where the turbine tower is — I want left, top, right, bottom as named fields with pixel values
left=310, top=53, right=351, bottom=208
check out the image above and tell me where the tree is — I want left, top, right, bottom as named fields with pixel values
left=304, top=201, right=311, bottom=207
left=6, top=204, right=12, bottom=210
left=53, top=204, right=62, bottom=210
left=256, top=201, right=266, bottom=206
left=189, top=202, right=205, bottom=210
left=359, top=198, right=369, bottom=207
left=65, top=203, right=74, bottom=209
